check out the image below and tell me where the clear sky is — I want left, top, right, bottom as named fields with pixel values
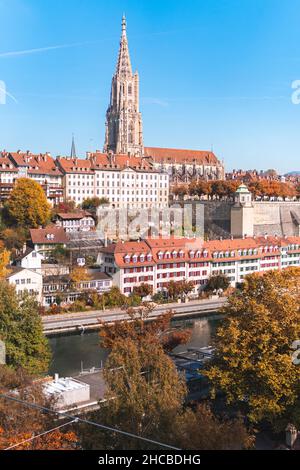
left=0, top=0, right=300, bottom=173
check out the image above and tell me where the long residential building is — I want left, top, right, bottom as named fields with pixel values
left=56, top=153, right=169, bottom=208
left=0, top=150, right=169, bottom=209
left=97, top=235, right=300, bottom=296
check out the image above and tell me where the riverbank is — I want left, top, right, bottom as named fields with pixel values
left=43, top=297, right=227, bottom=336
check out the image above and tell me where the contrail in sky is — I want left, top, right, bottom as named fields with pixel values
left=0, top=41, right=96, bottom=58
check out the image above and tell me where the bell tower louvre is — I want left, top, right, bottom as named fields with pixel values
left=104, top=15, right=144, bottom=157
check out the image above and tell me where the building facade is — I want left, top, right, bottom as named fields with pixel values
left=98, top=235, right=300, bottom=296
left=57, top=153, right=169, bottom=209
left=0, top=151, right=64, bottom=205
left=55, top=211, right=96, bottom=233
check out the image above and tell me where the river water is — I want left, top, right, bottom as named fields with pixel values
left=48, top=314, right=223, bottom=377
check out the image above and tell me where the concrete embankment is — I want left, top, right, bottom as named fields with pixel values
left=43, top=297, right=227, bottom=336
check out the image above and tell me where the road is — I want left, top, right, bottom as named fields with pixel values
left=42, top=297, right=227, bottom=335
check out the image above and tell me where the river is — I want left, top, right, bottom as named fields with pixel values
left=48, top=314, right=223, bottom=377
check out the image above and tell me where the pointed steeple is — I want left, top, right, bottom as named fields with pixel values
left=116, top=14, right=132, bottom=78
left=104, top=16, right=144, bottom=156
left=70, top=134, right=76, bottom=159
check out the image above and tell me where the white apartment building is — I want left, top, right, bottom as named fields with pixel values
left=98, top=235, right=300, bottom=296
left=55, top=211, right=96, bottom=233
left=6, top=267, right=43, bottom=302
left=57, top=153, right=169, bottom=209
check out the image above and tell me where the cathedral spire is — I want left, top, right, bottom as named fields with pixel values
left=116, top=14, right=132, bottom=78
left=104, top=16, right=144, bottom=156
left=70, top=134, right=76, bottom=159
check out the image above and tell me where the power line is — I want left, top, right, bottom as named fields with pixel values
left=0, top=393, right=181, bottom=450
left=4, top=419, right=77, bottom=450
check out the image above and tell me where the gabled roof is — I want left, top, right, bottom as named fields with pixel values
left=56, top=211, right=94, bottom=221
left=30, top=226, right=69, bottom=245
left=90, top=152, right=153, bottom=172
left=56, top=157, right=94, bottom=174
left=8, top=152, right=62, bottom=176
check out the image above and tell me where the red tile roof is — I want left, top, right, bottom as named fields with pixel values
left=8, top=152, right=62, bottom=176
left=56, top=211, right=94, bottom=220
left=90, top=152, right=153, bottom=172
left=30, top=226, right=69, bottom=245
left=110, top=235, right=300, bottom=269
left=144, top=147, right=220, bottom=165
left=56, top=157, right=94, bottom=174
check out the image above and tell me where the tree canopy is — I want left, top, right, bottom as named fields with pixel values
left=0, top=366, right=78, bottom=450
left=81, top=306, right=253, bottom=450
left=0, top=281, right=50, bottom=375
left=5, top=178, right=51, bottom=229
left=205, top=268, right=300, bottom=427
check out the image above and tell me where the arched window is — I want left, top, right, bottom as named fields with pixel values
left=128, top=84, right=132, bottom=95
left=128, top=121, right=134, bottom=144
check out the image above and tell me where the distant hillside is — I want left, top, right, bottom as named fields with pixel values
left=285, top=171, right=300, bottom=176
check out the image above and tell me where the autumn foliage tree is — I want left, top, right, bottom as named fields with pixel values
left=82, top=306, right=253, bottom=450
left=205, top=268, right=300, bottom=428
left=70, top=266, right=91, bottom=286
left=5, top=178, right=51, bottom=229
left=0, top=366, right=78, bottom=450
left=0, top=242, right=10, bottom=280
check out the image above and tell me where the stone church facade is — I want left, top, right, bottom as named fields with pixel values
left=104, top=16, right=144, bottom=157
left=103, top=16, right=225, bottom=183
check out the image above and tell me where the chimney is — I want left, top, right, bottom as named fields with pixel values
left=54, top=373, right=59, bottom=383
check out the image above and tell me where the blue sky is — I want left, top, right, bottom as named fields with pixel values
left=0, top=0, right=300, bottom=173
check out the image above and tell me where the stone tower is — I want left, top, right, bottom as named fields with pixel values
left=104, top=16, right=144, bottom=156
left=231, top=184, right=254, bottom=238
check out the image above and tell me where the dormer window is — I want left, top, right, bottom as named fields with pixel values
left=179, top=250, right=184, bottom=258
left=124, top=254, right=131, bottom=263
left=189, top=250, right=195, bottom=258
left=248, top=249, right=253, bottom=256
left=219, top=252, right=224, bottom=258
left=172, top=250, right=177, bottom=258
left=140, top=254, right=145, bottom=262
left=225, top=251, right=229, bottom=258
left=147, top=253, right=152, bottom=261
left=132, top=254, right=138, bottom=263
left=203, top=250, right=208, bottom=258
left=231, top=250, right=235, bottom=257
left=238, top=250, right=242, bottom=257
left=243, top=249, right=247, bottom=256
left=158, top=251, right=163, bottom=260
left=165, top=251, right=171, bottom=259
left=213, top=252, right=218, bottom=258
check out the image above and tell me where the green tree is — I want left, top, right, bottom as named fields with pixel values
left=82, top=197, right=109, bottom=211
left=5, top=178, right=51, bottom=229
left=205, top=268, right=300, bottom=427
left=100, top=286, right=127, bottom=308
left=205, top=273, right=230, bottom=293
left=0, top=282, right=50, bottom=374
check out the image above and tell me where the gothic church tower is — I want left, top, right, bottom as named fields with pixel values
left=104, top=16, right=144, bottom=156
